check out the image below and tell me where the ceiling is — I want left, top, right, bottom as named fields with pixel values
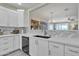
left=30, top=3, right=78, bottom=22
left=9, top=3, right=41, bottom=9
left=0, top=3, right=41, bottom=10
left=0, top=3, right=78, bottom=22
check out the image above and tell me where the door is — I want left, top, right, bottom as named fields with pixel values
left=29, top=37, right=38, bottom=56
left=38, top=39, right=48, bottom=56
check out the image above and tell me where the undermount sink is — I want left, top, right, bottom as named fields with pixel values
left=34, top=35, right=50, bottom=39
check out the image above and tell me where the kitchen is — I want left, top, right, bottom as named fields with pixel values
left=0, top=3, right=79, bottom=56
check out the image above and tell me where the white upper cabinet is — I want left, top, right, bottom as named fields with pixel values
left=17, top=10, right=25, bottom=27
left=0, top=6, right=8, bottom=26
left=0, top=6, right=25, bottom=27
left=8, top=10, right=18, bottom=27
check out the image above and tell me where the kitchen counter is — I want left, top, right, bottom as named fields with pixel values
left=1, top=33, right=79, bottom=48
left=0, top=34, right=23, bottom=37
left=20, top=32, right=79, bottom=48
left=31, top=35, right=79, bottom=47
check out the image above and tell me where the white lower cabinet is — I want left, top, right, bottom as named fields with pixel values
left=0, top=35, right=20, bottom=56
left=65, top=46, right=79, bottom=56
left=0, top=36, right=14, bottom=55
left=49, top=42, right=64, bottom=56
left=29, top=37, right=48, bottom=56
left=29, top=37, right=38, bottom=56
left=38, top=39, right=48, bottom=56
left=13, top=35, right=20, bottom=50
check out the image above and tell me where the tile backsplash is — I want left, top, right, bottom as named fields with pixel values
left=46, top=30, right=79, bottom=38
left=0, top=26, right=27, bottom=35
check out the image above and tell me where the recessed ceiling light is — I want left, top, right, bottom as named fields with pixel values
left=18, top=3, right=22, bottom=5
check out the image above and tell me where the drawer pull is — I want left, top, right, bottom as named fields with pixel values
left=3, top=48, right=9, bottom=51
left=53, top=45, right=59, bottom=48
left=3, top=42, right=8, bottom=45
left=69, top=49, right=79, bottom=53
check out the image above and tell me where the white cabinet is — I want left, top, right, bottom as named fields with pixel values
left=29, top=37, right=38, bottom=56
left=65, top=45, right=79, bottom=56
left=0, top=6, right=26, bottom=27
left=0, top=35, right=20, bottom=56
left=0, top=6, right=8, bottom=26
left=17, top=10, right=25, bottom=27
left=49, top=41, right=64, bottom=56
left=13, top=35, right=20, bottom=50
left=38, top=39, right=48, bottom=56
left=0, top=36, right=14, bottom=55
left=29, top=37, right=49, bottom=56
left=8, top=10, right=18, bottom=27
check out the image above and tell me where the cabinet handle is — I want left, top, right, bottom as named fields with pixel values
left=3, top=48, right=9, bottom=51
left=3, top=42, right=8, bottom=45
left=53, top=45, right=59, bottom=48
left=69, top=49, right=79, bottom=53
left=49, top=50, right=51, bottom=55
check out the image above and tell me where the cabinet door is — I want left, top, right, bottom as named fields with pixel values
left=17, top=10, right=24, bottom=27
left=38, top=39, right=48, bottom=56
left=6, top=36, right=14, bottom=52
left=13, top=12, right=18, bottom=27
left=29, top=37, right=38, bottom=56
left=49, top=42, right=64, bottom=56
left=0, top=36, right=14, bottom=55
left=65, top=45, right=79, bottom=56
left=0, top=7, right=8, bottom=26
left=13, top=35, right=20, bottom=50
left=8, top=11, right=18, bottom=27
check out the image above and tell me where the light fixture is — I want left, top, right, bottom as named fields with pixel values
left=64, top=8, right=72, bottom=21
left=18, top=3, right=22, bottom=5
left=49, top=12, right=54, bottom=23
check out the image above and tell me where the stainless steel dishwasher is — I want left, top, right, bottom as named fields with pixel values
left=22, top=36, right=29, bottom=55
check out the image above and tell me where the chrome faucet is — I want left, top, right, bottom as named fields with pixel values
left=44, top=30, right=47, bottom=35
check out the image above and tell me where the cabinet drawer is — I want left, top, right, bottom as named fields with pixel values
left=0, top=38, right=9, bottom=44
left=49, top=42, right=64, bottom=48
left=49, top=42, right=64, bottom=56
left=0, top=43, right=10, bottom=49
left=0, top=47, right=10, bottom=55
left=65, top=46, right=79, bottom=56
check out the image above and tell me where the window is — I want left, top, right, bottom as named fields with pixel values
left=48, top=24, right=54, bottom=30
left=55, top=23, right=68, bottom=30
left=48, top=23, right=68, bottom=30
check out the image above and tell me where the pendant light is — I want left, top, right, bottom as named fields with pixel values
left=18, top=3, right=22, bottom=5
left=49, top=12, right=54, bottom=23
left=64, top=8, right=70, bottom=20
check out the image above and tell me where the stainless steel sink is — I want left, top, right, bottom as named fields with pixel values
left=34, top=35, right=50, bottom=39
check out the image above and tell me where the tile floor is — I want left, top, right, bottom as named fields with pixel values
left=6, top=50, right=28, bottom=56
